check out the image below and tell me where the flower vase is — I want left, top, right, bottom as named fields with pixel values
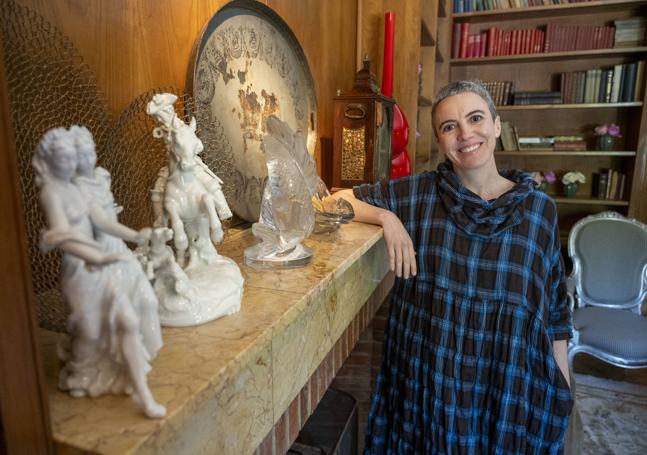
left=564, top=183, right=578, bottom=198
left=597, top=135, right=615, bottom=151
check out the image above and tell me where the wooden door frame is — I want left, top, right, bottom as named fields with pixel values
left=0, top=39, right=53, bottom=454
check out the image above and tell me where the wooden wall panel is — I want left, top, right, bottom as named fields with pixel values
left=359, top=0, right=421, bottom=170
left=15, top=0, right=421, bottom=172
left=15, top=0, right=359, bottom=173
left=16, top=0, right=229, bottom=114
left=0, top=41, right=53, bottom=454
left=266, top=0, right=358, bottom=170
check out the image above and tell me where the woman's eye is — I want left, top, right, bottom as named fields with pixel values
left=441, top=124, right=455, bottom=133
left=470, top=114, right=483, bottom=123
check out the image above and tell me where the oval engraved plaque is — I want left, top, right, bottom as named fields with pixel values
left=188, top=0, right=317, bottom=222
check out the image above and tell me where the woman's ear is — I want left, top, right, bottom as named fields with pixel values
left=494, top=115, right=502, bottom=138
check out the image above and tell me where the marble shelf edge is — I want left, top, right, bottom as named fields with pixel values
left=40, top=222, right=390, bottom=455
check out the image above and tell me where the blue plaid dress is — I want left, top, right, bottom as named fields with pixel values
left=355, top=162, right=573, bottom=455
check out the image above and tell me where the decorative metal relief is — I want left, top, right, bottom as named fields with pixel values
left=188, top=0, right=317, bottom=221
left=341, top=127, right=366, bottom=181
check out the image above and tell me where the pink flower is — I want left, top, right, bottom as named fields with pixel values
left=608, top=123, right=622, bottom=137
left=594, top=123, right=622, bottom=137
left=543, top=171, right=556, bottom=184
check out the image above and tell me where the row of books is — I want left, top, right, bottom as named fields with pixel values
left=592, top=169, right=627, bottom=200
left=482, top=81, right=515, bottom=106
left=513, top=91, right=561, bottom=105
left=559, top=61, right=645, bottom=104
left=500, top=132, right=588, bottom=151
left=453, top=25, right=546, bottom=58
left=615, top=17, right=646, bottom=47
left=454, top=0, right=593, bottom=14
left=544, top=24, right=615, bottom=53
left=498, top=121, right=520, bottom=151
left=452, top=22, right=625, bottom=59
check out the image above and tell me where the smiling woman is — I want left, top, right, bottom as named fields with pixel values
left=333, top=80, right=574, bottom=454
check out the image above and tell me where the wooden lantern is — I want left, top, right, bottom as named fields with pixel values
left=332, top=58, right=394, bottom=188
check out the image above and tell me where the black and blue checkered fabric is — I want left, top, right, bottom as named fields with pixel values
left=354, top=161, right=573, bottom=455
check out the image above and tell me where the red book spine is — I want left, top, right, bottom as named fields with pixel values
left=452, top=23, right=461, bottom=58
left=574, top=25, right=581, bottom=51
left=487, top=28, right=496, bottom=56
left=575, top=26, right=584, bottom=51
left=524, top=29, right=531, bottom=54
left=460, top=23, right=470, bottom=58
left=504, top=31, right=511, bottom=55
left=467, top=34, right=476, bottom=58
left=603, top=26, right=611, bottom=49
left=545, top=23, right=553, bottom=53
left=586, top=25, right=594, bottom=50
left=480, top=32, right=487, bottom=58
left=510, top=29, right=518, bottom=55
left=593, top=26, right=602, bottom=49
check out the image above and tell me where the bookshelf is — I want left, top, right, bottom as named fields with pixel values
left=416, top=0, right=441, bottom=173
left=438, top=0, right=647, bottom=232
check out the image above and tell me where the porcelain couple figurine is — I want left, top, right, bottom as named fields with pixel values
left=34, top=126, right=165, bottom=418
left=146, top=93, right=243, bottom=326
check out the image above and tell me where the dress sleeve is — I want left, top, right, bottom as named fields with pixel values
left=547, top=216, right=573, bottom=341
left=353, top=180, right=395, bottom=212
left=353, top=174, right=424, bottom=216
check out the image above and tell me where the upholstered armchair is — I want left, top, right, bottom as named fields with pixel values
left=567, top=211, right=647, bottom=369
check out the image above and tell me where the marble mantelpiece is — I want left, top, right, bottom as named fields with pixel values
left=41, top=222, right=389, bottom=454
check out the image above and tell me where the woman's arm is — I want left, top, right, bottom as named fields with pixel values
left=553, top=340, right=570, bottom=387
left=333, top=189, right=416, bottom=279
left=40, top=190, right=126, bottom=265
left=89, top=205, right=149, bottom=245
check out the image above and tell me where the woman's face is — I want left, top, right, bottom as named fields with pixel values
left=76, top=143, right=96, bottom=176
left=434, top=92, right=500, bottom=172
left=49, top=139, right=78, bottom=181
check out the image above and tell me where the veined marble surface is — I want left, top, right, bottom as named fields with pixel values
left=41, top=222, right=389, bottom=454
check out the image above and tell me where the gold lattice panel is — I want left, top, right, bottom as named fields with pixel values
left=1, top=0, right=112, bottom=331
left=341, top=126, right=366, bottom=181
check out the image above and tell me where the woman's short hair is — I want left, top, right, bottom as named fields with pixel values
left=70, top=125, right=95, bottom=156
left=431, top=80, right=498, bottom=132
left=36, top=127, right=73, bottom=162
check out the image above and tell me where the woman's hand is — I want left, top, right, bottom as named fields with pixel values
left=379, top=211, right=417, bottom=279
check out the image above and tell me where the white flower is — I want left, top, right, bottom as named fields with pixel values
left=562, top=171, right=586, bottom=185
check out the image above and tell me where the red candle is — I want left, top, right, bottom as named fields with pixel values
left=381, top=11, right=395, bottom=98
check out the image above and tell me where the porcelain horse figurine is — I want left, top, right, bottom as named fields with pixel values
left=147, top=93, right=231, bottom=268
left=146, top=93, right=244, bottom=327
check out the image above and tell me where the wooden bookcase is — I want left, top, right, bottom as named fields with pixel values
left=416, top=0, right=439, bottom=173
left=437, top=0, right=647, bottom=236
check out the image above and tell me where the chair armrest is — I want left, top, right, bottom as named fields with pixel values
left=566, top=274, right=576, bottom=311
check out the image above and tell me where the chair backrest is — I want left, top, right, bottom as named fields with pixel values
left=569, top=211, right=647, bottom=311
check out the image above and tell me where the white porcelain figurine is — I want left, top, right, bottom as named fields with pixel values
left=34, top=126, right=165, bottom=418
left=136, top=227, right=200, bottom=323
left=146, top=93, right=243, bottom=326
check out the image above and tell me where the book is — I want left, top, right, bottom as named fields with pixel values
left=500, top=121, right=519, bottom=151
left=635, top=60, right=645, bottom=101
left=594, top=172, right=608, bottom=199
left=452, top=23, right=462, bottom=59
left=460, top=23, right=470, bottom=58
left=622, top=62, right=637, bottom=102
left=611, top=64, right=623, bottom=103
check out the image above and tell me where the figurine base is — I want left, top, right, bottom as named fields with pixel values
left=159, top=255, right=243, bottom=327
left=244, top=243, right=313, bottom=269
